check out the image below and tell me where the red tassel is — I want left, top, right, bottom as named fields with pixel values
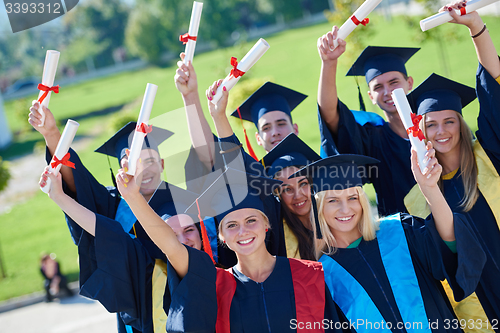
left=236, top=107, right=258, bottom=161
left=196, top=199, right=216, bottom=264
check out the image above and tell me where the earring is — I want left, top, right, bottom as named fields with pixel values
left=265, top=228, right=268, bottom=232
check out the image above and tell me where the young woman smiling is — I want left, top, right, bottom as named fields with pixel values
left=116, top=163, right=348, bottom=332
left=292, top=150, right=486, bottom=333
left=404, top=2, right=500, bottom=328
left=261, top=133, right=322, bottom=260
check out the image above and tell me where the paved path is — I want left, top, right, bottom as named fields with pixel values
left=0, top=293, right=117, bottom=333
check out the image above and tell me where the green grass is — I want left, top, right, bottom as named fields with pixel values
left=1, top=14, right=499, bottom=301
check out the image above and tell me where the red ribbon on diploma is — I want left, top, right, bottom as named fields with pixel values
left=179, top=33, right=197, bottom=45
left=230, top=57, right=245, bottom=78
left=136, top=123, right=152, bottom=134
left=37, top=84, right=59, bottom=104
left=351, top=15, right=369, bottom=26
left=51, top=152, right=75, bottom=169
left=406, top=113, right=425, bottom=141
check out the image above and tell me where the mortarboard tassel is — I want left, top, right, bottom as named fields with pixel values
left=106, top=155, right=118, bottom=189
left=355, top=76, right=366, bottom=111
left=310, top=187, right=323, bottom=239
left=196, top=198, right=216, bottom=264
left=236, top=107, right=258, bottom=161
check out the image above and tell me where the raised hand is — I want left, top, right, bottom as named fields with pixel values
left=411, top=141, right=442, bottom=190
left=317, top=26, right=347, bottom=63
left=39, top=166, right=63, bottom=200
left=28, top=101, right=59, bottom=138
left=206, top=79, right=228, bottom=118
left=175, top=52, right=199, bottom=96
left=441, top=0, right=483, bottom=31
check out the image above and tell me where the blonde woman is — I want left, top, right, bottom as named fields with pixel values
left=116, top=164, right=349, bottom=332
left=292, top=151, right=485, bottom=333
left=404, top=1, right=500, bottom=329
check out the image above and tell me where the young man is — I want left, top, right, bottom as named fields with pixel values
left=317, top=26, right=419, bottom=216
left=29, top=103, right=186, bottom=333
left=229, top=81, right=306, bottom=153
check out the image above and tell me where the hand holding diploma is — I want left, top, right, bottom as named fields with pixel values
left=211, top=38, right=270, bottom=105
left=420, top=0, right=499, bottom=31
left=180, top=1, right=203, bottom=65
left=391, top=88, right=429, bottom=174
left=126, top=83, right=157, bottom=176
left=40, top=119, right=79, bottom=193
left=329, top=0, right=383, bottom=50
left=37, top=50, right=60, bottom=127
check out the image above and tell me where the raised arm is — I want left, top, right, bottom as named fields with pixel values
left=41, top=166, right=95, bottom=236
left=116, top=159, right=189, bottom=278
left=445, top=1, right=500, bottom=79
left=206, top=79, right=233, bottom=139
left=29, top=103, right=76, bottom=193
left=411, top=142, right=455, bottom=241
left=175, top=53, right=215, bottom=171
left=317, top=26, right=347, bottom=136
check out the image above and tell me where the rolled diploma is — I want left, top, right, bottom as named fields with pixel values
left=420, top=0, right=499, bottom=31
left=211, top=38, right=270, bottom=105
left=332, top=0, right=383, bottom=49
left=183, top=1, right=203, bottom=65
left=392, top=89, right=428, bottom=173
left=37, top=50, right=60, bottom=127
left=126, top=83, right=158, bottom=176
left=41, top=119, right=79, bottom=193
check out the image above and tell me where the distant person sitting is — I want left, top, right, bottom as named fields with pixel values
left=39, top=253, right=73, bottom=302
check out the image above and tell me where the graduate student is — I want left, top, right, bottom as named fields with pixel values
left=115, top=162, right=349, bottom=333
left=29, top=106, right=182, bottom=333
left=39, top=165, right=205, bottom=333
left=404, top=2, right=500, bottom=329
left=292, top=149, right=486, bottom=333
left=317, top=27, right=419, bottom=216
left=261, top=133, right=321, bottom=259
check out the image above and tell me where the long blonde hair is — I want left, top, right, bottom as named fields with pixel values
left=313, top=187, right=378, bottom=259
left=421, top=112, right=479, bottom=211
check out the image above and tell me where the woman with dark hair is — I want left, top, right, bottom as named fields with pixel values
left=115, top=162, right=349, bottom=333
left=261, top=133, right=321, bottom=260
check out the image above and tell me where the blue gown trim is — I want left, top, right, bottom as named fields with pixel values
left=377, top=214, right=431, bottom=333
left=351, top=110, right=385, bottom=127
left=115, top=198, right=137, bottom=238
left=321, top=214, right=431, bottom=333
left=321, top=255, right=391, bottom=333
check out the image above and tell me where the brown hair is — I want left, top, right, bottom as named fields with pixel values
left=421, top=112, right=479, bottom=211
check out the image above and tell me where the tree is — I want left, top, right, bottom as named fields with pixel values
left=62, top=0, right=130, bottom=68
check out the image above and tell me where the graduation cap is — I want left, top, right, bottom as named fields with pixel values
left=230, top=82, right=307, bottom=128
left=185, top=167, right=282, bottom=226
left=261, top=133, right=321, bottom=178
left=406, top=73, right=477, bottom=116
left=95, top=122, right=174, bottom=165
left=346, top=46, right=420, bottom=84
left=290, top=154, right=380, bottom=239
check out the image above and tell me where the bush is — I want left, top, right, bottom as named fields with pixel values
left=0, top=157, right=11, bottom=193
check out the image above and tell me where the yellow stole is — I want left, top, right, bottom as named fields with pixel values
left=283, top=218, right=301, bottom=259
left=152, top=259, right=169, bottom=333
left=404, top=140, right=500, bottom=333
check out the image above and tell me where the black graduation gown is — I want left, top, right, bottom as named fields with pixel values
left=323, top=213, right=485, bottom=333
left=77, top=213, right=171, bottom=333
left=318, top=104, right=415, bottom=216
left=440, top=61, right=500, bottom=329
left=165, top=246, right=349, bottom=333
